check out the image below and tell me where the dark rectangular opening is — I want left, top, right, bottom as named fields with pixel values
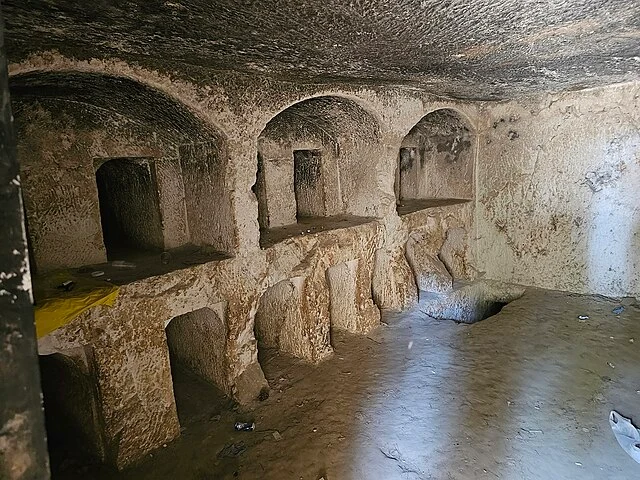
left=397, top=146, right=419, bottom=203
left=293, top=149, right=324, bottom=219
left=165, top=308, right=231, bottom=426
left=38, top=349, right=104, bottom=473
left=95, top=158, right=163, bottom=260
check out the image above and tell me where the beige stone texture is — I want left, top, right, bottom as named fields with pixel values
left=476, top=82, right=640, bottom=298
left=398, top=108, right=475, bottom=201
left=439, top=226, right=475, bottom=280
left=406, top=232, right=453, bottom=293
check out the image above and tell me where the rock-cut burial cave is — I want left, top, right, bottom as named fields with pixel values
left=1, top=1, right=639, bottom=479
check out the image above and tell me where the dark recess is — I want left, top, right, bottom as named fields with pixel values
left=95, top=158, right=164, bottom=260
left=293, top=149, right=323, bottom=219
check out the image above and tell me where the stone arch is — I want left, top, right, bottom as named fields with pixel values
left=254, top=92, right=384, bottom=136
left=10, top=71, right=236, bottom=270
left=254, top=95, right=383, bottom=239
left=165, top=306, right=229, bottom=395
left=396, top=108, right=475, bottom=214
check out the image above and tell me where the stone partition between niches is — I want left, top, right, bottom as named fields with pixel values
left=262, top=220, right=383, bottom=362
left=400, top=201, right=476, bottom=293
left=326, top=260, right=360, bottom=332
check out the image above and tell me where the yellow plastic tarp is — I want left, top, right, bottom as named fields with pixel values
left=34, top=272, right=120, bottom=339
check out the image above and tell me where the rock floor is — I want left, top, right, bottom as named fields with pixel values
left=53, top=288, right=640, bottom=479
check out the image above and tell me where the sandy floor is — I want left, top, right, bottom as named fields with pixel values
left=53, top=288, right=640, bottom=479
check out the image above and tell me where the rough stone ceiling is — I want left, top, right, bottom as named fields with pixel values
left=3, top=0, right=640, bottom=99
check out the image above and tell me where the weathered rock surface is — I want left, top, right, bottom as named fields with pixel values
left=15, top=55, right=477, bottom=470
left=4, top=1, right=639, bottom=99
left=372, top=246, right=418, bottom=312
left=439, top=227, right=474, bottom=280
left=406, top=232, right=453, bottom=293
left=476, top=82, right=640, bottom=299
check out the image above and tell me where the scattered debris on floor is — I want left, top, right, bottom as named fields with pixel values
left=56, top=280, right=75, bottom=292
left=234, top=422, right=255, bottom=432
left=612, top=306, right=625, bottom=315
left=520, top=428, right=544, bottom=435
left=258, top=387, right=270, bottom=401
left=578, top=315, right=590, bottom=321
left=217, top=442, right=247, bottom=458
left=160, top=252, right=171, bottom=265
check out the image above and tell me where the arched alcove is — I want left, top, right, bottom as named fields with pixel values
left=38, top=347, right=105, bottom=471
left=396, top=108, right=474, bottom=215
left=165, top=307, right=230, bottom=425
left=10, top=71, right=236, bottom=272
left=254, top=278, right=307, bottom=359
left=255, top=96, right=382, bottom=246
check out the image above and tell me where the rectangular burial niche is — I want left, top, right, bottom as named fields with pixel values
left=95, top=157, right=164, bottom=260
left=164, top=307, right=232, bottom=425
left=396, top=146, right=419, bottom=205
left=254, top=278, right=306, bottom=360
left=293, top=149, right=325, bottom=219
left=38, top=348, right=105, bottom=471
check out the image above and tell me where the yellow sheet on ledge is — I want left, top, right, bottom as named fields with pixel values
left=34, top=272, right=120, bottom=339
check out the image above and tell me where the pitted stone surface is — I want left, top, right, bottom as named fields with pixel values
left=406, top=233, right=453, bottom=294
left=4, top=1, right=640, bottom=99
left=439, top=227, right=474, bottom=280
left=476, top=82, right=640, bottom=298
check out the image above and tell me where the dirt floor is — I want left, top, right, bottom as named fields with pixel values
left=51, top=288, right=640, bottom=479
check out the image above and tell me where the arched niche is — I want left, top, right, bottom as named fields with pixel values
left=10, top=71, right=236, bottom=272
left=396, top=108, right=475, bottom=215
left=255, top=95, right=381, bottom=246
